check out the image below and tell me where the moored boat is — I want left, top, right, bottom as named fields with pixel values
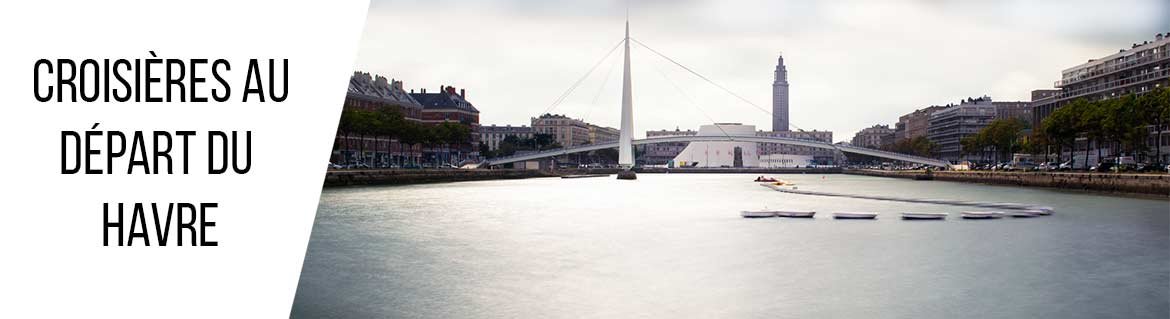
left=1028, top=206, right=1055, bottom=215
left=961, top=211, right=1005, bottom=219
left=833, top=212, right=878, bottom=219
left=902, top=212, right=947, bottom=220
left=741, top=210, right=778, bottom=218
left=1008, top=210, right=1042, bottom=218
left=775, top=210, right=816, bottom=218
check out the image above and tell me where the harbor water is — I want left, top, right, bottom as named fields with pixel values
left=292, top=174, right=1169, bottom=318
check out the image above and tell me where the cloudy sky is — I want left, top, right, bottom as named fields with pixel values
left=355, top=0, right=1167, bottom=140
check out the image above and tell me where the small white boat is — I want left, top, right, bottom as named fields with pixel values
left=1029, top=206, right=1055, bottom=215
left=902, top=212, right=947, bottom=220
left=961, top=211, right=1005, bottom=219
left=834, top=212, right=878, bottom=219
left=775, top=210, right=816, bottom=218
left=1008, top=210, right=1042, bottom=218
left=741, top=210, right=777, bottom=218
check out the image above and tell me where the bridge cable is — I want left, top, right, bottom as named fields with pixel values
left=629, top=38, right=808, bottom=133
left=641, top=47, right=734, bottom=141
left=540, top=38, right=626, bottom=116
left=581, top=46, right=622, bottom=129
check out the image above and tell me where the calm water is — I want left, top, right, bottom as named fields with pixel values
left=292, top=174, right=1169, bottom=318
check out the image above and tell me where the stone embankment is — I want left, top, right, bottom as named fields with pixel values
left=324, top=169, right=559, bottom=187
left=846, top=169, right=1170, bottom=196
left=324, top=167, right=842, bottom=187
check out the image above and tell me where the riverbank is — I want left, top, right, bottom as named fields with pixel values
left=323, top=169, right=561, bottom=187
left=845, top=169, right=1170, bottom=196
left=324, top=167, right=843, bottom=187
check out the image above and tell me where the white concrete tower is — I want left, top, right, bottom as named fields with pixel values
left=772, top=54, right=789, bottom=132
left=618, top=21, right=635, bottom=169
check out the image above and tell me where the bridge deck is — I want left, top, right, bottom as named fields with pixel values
left=481, top=135, right=949, bottom=168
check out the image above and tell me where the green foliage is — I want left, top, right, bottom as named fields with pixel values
left=1034, top=87, right=1170, bottom=164
left=889, top=136, right=937, bottom=157
left=963, top=118, right=1028, bottom=162
left=336, top=105, right=477, bottom=162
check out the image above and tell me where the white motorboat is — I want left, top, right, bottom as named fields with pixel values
left=1008, top=210, right=1042, bottom=218
left=833, top=212, right=878, bottom=219
left=741, top=210, right=777, bottom=218
left=961, top=211, right=1005, bottom=219
left=775, top=210, right=816, bottom=218
left=902, top=212, right=947, bottom=220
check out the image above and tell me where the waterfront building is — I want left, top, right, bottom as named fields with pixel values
left=479, top=125, right=534, bottom=151
left=333, top=72, right=424, bottom=165
left=852, top=124, right=895, bottom=149
left=772, top=55, right=790, bottom=131
left=672, top=123, right=760, bottom=168
left=409, top=86, right=481, bottom=126
left=992, top=101, right=1031, bottom=123
left=641, top=128, right=697, bottom=166
left=756, top=130, right=837, bottom=165
left=896, top=105, right=948, bottom=143
left=531, top=113, right=591, bottom=147
left=588, top=124, right=620, bottom=144
left=1030, top=33, right=1170, bottom=164
left=928, top=96, right=996, bottom=162
left=409, top=85, right=482, bottom=162
left=759, top=154, right=815, bottom=168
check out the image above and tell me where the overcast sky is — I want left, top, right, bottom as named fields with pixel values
left=355, top=0, right=1167, bottom=141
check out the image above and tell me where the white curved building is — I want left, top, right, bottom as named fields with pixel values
left=671, top=123, right=759, bottom=168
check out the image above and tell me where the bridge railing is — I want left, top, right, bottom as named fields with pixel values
left=834, top=144, right=949, bottom=166
left=481, top=136, right=949, bottom=167
left=483, top=142, right=619, bottom=165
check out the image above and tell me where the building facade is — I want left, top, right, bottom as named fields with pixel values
left=772, top=55, right=790, bottom=131
left=641, top=128, right=697, bottom=166
left=588, top=124, right=620, bottom=144
left=479, top=125, right=534, bottom=151
left=756, top=130, right=837, bottom=165
left=992, top=101, right=1031, bottom=123
left=408, top=85, right=482, bottom=163
left=409, top=86, right=481, bottom=126
left=852, top=124, right=895, bottom=149
left=896, top=105, right=947, bottom=143
left=333, top=72, right=425, bottom=166
left=531, top=113, right=591, bottom=147
left=759, top=154, right=816, bottom=168
left=1030, top=33, right=1170, bottom=164
left=673, top=124, right=760, bottom=168
left=928, top=97, right=996, bottom=162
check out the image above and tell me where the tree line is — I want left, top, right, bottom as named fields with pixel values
left=959, top=118, right=1030, bottom=163
left=336, top=106, right=473, bottom=166
left=478, top=134, right=560, bottom=158
left=1036, top=87, right=1170, bottom=167
left=883, top=136, right=938, bottom=158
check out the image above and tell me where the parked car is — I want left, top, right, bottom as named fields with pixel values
left=1058, top=160, right=1075, bottom=171
left=1014, top=162, right=1038, bottom=171
left=328, top=162, right=344, bottom=169
left=1135, top=163, right=1157, bottom=173
left=1090, top=162, right=1114, bottom=172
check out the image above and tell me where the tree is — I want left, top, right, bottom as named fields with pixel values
left=1077, top=99, right=1108, bottom=169
left=1137, top=87, right=1170, bottom=163
left=980, top=118, right=1027, bottom=162
left=1041, top=100, right=1080, bottom=164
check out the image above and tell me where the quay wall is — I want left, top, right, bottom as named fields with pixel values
left=637, top=167, right=842, bottom=174
left=846, top=169, right=1170, bottom=196
left=324, top=167, right=842, bottom=187
left=324, top=169, right=558, bottom=187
